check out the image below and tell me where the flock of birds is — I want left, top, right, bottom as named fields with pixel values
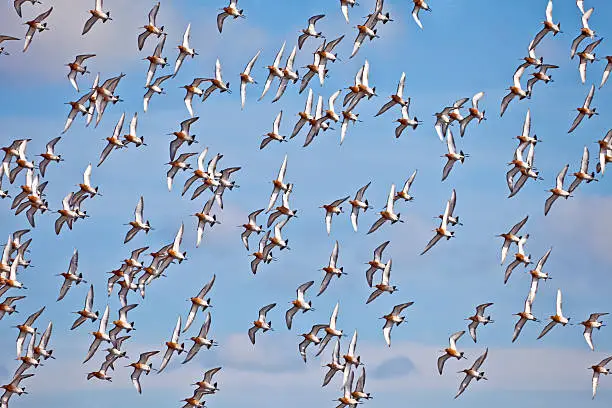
left=0, top=0, right=611, bottom=406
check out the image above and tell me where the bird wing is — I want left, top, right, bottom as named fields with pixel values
left=216, top=12, right=229, bottom=33
left=537, top=321, right=557, bottom=340
left=258, top=303, right=276, bottom=320
left=412, top=5, right=423, bottom=29
left=285, top=306, right=299, bottom=330
left=472, top=348, right=488, bottom=370
left=504, top=259, right=521, bottom=284
left=317, top=273, right=333, bottom=296
left=567, top=113, right=584, bottom=133
left=455, top=373, right=473, bottom=399
left=247, top=326, right=259, bottom=345
left=512, top=317, right=527, bottom=343
left=544, top=194, right=559, bottom=216
left=421, top=234, right=442, bottom=255
left=468, top=320, right=479, bottom=343
left=366, top=289, right=383, bottom=304
left=82, top=15, right=99, bottom=35
left=500, top=92, right=515, bottom=117
left=584, top=327, right=594, bottom=351
left=449, top=330, right=465, bottom=349
left=367, top=217, right=386, bottom=235
left=437, top=354, right=452, bottom=375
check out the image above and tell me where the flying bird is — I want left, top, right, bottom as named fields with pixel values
left=526, top=64, right=558, bottom=96
left=15, top=306, right=45, bottom=358
left=350, top=10, right=381, bottom=59
left=570, top=7, right=596, bottom=59
left=365, top=240, right=390, bottom=287
left=144, top=36, right=168, bottom=87
left=260, top=42, right=286, bottom=101
left=67, top=54, right=96, bottom=92
left=286, top=281, right=314, bottom=330
left=349, top=182, right=372, bottom=232
left=512, top=298, right=539, bottom=343
left=183, top=312, right=217, bottom=364
left=526, top=248, right=553, bottom=306
left=167, top=153, right=197, bottom=191
left=321, top=196, right=349, bottom=235
left=376, top=72, right=408, bottom=116
left=38, top=137, right=62, bottom=177
left=240, top=209, right=264, bottom=250
left=395, top=102, right=420, bottom=138
left=128, top=351, right=159, bottom=394
left=544, top=164, right=571, bottom=216
left=318, top=240, right=346, bottom=296
left=500, top=65, right=528, bottom=116
left=381, top=302, right=413, bottom=347
left=217, top=0, right=245, bottom=33
left=466, top=303, right=494, bottom=342
left=368, top=184, right=403, bottom=234
left=504, top=234, right=531, bottom=284
left=124, top=196, right=151, bottom=243
left=189, top=367, right=221, bottom=399
left=174, top=24, right=197, bottom=76
left=57, top=249, right=85, bottom=301
left=202, top=59, right=231, bottom=102
left=248, top=303, right=276, bottom=345
left=528, top=0, right=561, bottom=51
left=437, top=331, right=466, bottom=374
left=261, top=111, right=286, bottom=149
left=240, top=50, right=260, bottom=109
left=366, top=258, right=397, bottom=304
left=459, top=92, right=486, bottom=136
left=441, top=129, right=467, bottom=181
left=138, top=2, right=164, bottom=51
left=455, top=348, right=488, bottom=399
left=316, top=302, right=343, bottom=356
left=537, top=289, right=570, bottom=340
left=498, top=215, right=528, bottom=264
left=298, top=324, right=327, bottom=363
left=421, top=200, right=454, bottom=255
left=577, top=38, right=603, bottom=84
left=71, top=284, right=98, bottom=330
left=569, top=146, right=598, bottom=193
left=298, top=14, right=325, bottom=49
left=581, top=313, right=608, bottom=351
left=23, top=7, right=53, bottom=52
left=193, top=197, right=220, bottom=247
left=98, top=113, right=127, bottom=167
left=412, top=0, right=431, bottom=29
left=158, top=316, right=185, bottom=373
left=322, top=338, right=345, bottom=387
left=83, top=305, right=110, bottom=363
left=266, top=155, right=289, bottom=212
left=183, top=274, right=215, bottom=333
left=250, top=231, right=274, bottom=275
left=82, top=0, right=112, bottom=35
left=569, top=85, right=597, bottom=132
left=591, top=356, right=612, bottom=399
left=340, top=0, right=358, bottom=23
left=144, top=74, right=172, bottom=112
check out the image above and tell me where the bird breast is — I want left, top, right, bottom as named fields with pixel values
left=445, top=348, right=460, bottom=357
left=191, top=297, right=209, bottom=307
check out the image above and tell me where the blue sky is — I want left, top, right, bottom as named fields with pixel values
left=1, top=0, right=612, bottom=406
